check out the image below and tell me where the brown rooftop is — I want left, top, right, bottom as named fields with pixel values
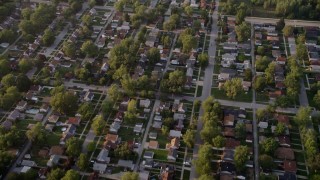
left=275, top=147, right=295, bottom=160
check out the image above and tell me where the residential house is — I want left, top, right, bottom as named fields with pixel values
left=139, top=99, right=151, bottom=108
left=93, top=162, right=107, bottom=174
left=114, top=112, right=124, bottom=123
left=283, top=160, right=297, bottom=173
left=276, top=56, right=287, bottom=65
left=166, top=137, right=180, bottom=149
left=242, top=81, right=252, bottom=91
left=66, top=117, right=81, bottom=126
left=278, top=172, right=297, bottom=180
left=167, top=148, right=178, bottom=161
left=117, top=160, right=134, bottom=170
left=49, top=146, right=64, bottom=156
left=134, top=123, right=143, bottom=133
left=225, top=138, right=240, bottom=150
left=169, top=130, right=182, bottom=138
left=34, top=113, right=44, bottom=121
left=29, top=85, right=42, bottom=94
left=152, top=121, right=162, bottom=129
left=40, top=104, right=50, bottom=113
left=218, top=68, right=237, bottom=81
left=223, top=115, right=235, bottom=127
left=220, top=161, right=236, bottom=174
left=83, top=91, right=94, bottom=101
left=60, top=125, right=76, bottom=144
left=143, top=151, right=154, bottom=159
left=223, top=127, right=235, bottom=138
left=148, top=141, right=159, bottom=149
left=175, top=119, right=184, bottom=131
left=173, top=113, right=186, bottom=121
left=96, top=148, right=110, bottom=163
left=7, top=110, right=21, bottom=121
left=275, top=114, right=290, bottom=126
left=275, top=147, right=295, bottom=160
left=222, top=149, right=234, bottom=161
left=1, top=120, right=13, bottom=130
left=277, top=135, right=291, bottom=147
left=48, top=115, right=59, bottom=123
left=15, top=101, right=27, bottom=111
left=104, top=134, right=119, bottom=149
left=109, top=121, right=121, bottom=134
left=149, top=132, right=157, bottom=139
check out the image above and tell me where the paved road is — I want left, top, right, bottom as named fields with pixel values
left=44, top=23, right=70, bottom=57
left=190, top=0, right=220, bottom=179
left=227, top=16, right=320, bottom=27
left=134, top=100, right=160, bottom=171
left=250, top=23, right=259, bottom=180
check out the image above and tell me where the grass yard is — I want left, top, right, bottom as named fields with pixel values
left=117, top=127, right=140, bottom=142
left=211, top=88, right=253, bottom=102
left=183, top=170, right=190, bottom=180
left=150, top=149, right=168, bottom=161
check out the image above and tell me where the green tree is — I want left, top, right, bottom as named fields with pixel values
left=198, top=174, right=215, bottom=180
left=181, top=34, right=196, bottom=53
left=121, top=172, right=139, bottom=180
left=66, top=137, right=81, bottom=157
left=235, top=22, right=251, bottom=42
left=193, top=20, right=202, bottom=32
left=26, top=122, right=46, bottom=144
left=77, top=102, right=93, bottom=120
left=0, top=59, right=10, bottom=78
left=294, top=106, right=312, bottom=127
left=162, top=35, right=171, bottom=48
left=234, top=145, right=249, bottom=172
left=146, top=47, right=160, bottom=65
left=200, top=124, right=221, bottom=143
left=223, top=78, right=243, bottom=99
left=314, top=90, right=320, bottom=109
left=63, top=42, right=76, bottom=58
left=259, top=154, right=274, bottom=170
left=42, top=28, right=55, bottom=46
left=81, top=40, right=98, bottom=57
left=101, top=99, right=114, bottom=117
left=255, top=56, right=270, bottom=72
left=184, top=6, right=193, bottom=17
left=244, top=68, right=252, bottom=81
left=18, top=58, right=33, bottom=73
left=198, top=53, right=209, bottom=68
left=275, top=122, right=286, bottom=136
left=212, top=135, right=226, bottom=148
left=61, top=170, right=79, bottom=180
left=160, top=70, right=186, bottom=94
left=253, top=76, right=266, bottom=92
left=235, top=122, right=246, bottom=140
left=183, top=129, right=196, bottom=148
left=1, top=74, right=15, bottom=88
left=91, top=115, right=106, bottom=135
left=282, top=25, right=294, bottom=37
left=107, top=84, right=122, bottom=102
left=264, top=62, right=276, bottom=84
left=47, top=168, right=65, bottom=180
left=0, top=29, right=16, bottom=43
left=50, top=91, right=78, bottom=114
left=89, top=0, right=96, bottom=8
left=194, top=143, right=213, bottom=174
left=114, top=142, right=132, bottom=159
left=257, top=46, right=265, bottom=55
left=0, top=151, right=13, bottom=173
left=161, top=125, right=169, bottom=136
left=76, top=153, right=88, bottom=170
left=81, top=14, right=92, bottom=26
left=87, top=142, right=96, bottom=153
left=261, top=138, right=278, bottom=155
left=74, top=67, right=89, bottom=80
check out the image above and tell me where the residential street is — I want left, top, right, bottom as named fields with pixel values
left=190, top=0, right=220, bottom=178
